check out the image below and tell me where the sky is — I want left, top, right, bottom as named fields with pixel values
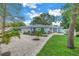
left=4, top=3, right=65, bottom=25
left=1, top=3, right=65, bottom=25
left=21, top=3, right=65, bottom=25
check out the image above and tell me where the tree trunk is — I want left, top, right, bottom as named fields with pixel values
left=67, top=4, right=77, bottom=49
left=67, top=20, right=75, bottom=49
left=0, top=3, right=6, bottom=56
left=2, top=3, right=6, bottom=41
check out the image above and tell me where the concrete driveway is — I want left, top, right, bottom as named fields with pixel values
left=1, top=34, right=53, bottom=56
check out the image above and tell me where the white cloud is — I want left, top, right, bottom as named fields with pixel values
left=26, top=10, right=42, bottom=19
left=22, top=3, right=37, bottom=9
left=24, top=20, right=31, bottom=25
left=31, top=10, right=35, bottom=13
left=48, top=9, right=62, bottom=16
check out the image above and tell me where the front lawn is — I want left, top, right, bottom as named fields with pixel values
left=37, top=35, right=79, bottom=56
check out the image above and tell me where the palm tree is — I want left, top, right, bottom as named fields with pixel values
left=62, top=3, right=79, bottom=49
left=0, top=3, right=23, bottom=55
left=67, top=4, right=79, bottom=49
left=0, top=3, right=6, bottom=55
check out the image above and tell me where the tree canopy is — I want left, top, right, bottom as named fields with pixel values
left=30, top=13, right=55, bottom=25
left=61, top=3, right=79, bottom=32
left=0, top=3, right=24, bottom=45
left=8, top=21, right=26, bottom=27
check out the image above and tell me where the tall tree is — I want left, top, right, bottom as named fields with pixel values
left=0, top=3, right=6, bottom=55
left=62, top=3, right=79, bottom=49
left=0, top=3, right=23, bottom=55
left=61, top=4, right=79, bottom=31
left=67, top=4, right=79, bottom=49
left=30, top=13, right=55, bottom=25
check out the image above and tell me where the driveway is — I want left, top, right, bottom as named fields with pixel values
left=1, top=34, right=53, bottom=56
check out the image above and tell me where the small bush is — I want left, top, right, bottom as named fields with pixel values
left=76, top=32, right=79, bottom=37
left=76, top=35, right=79, bottom=37
left=23, top=31, right=30, bottom=35
left=23, top=32, right=28, bottom=34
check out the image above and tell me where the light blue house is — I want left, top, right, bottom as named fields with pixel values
left=20, top=25, right=53, bottom=34
left=20, top=22, right=64, bottom=34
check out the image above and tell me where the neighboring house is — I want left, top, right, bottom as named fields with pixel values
left=20, top=25, right=53, bottom=34
left=20, top=21, right=64, bottom=34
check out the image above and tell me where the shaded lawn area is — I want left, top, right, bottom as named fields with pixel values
left=37, top=35, right=79, bottom=56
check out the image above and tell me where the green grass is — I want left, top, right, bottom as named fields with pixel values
left=37, top=35, right=79, bottom=56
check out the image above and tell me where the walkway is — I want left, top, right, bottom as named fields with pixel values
left=1, top=34, right=53, bottom=56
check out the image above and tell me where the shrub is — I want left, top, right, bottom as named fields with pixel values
left=76, top=32, right=79, bottom=37
left=33, top=29, right=42, bottom=40
left=35, top=30, right=42, bottom=37
left=23, top=31, right=29, bottom=34
left=76, top=35, right=79, bottom=37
